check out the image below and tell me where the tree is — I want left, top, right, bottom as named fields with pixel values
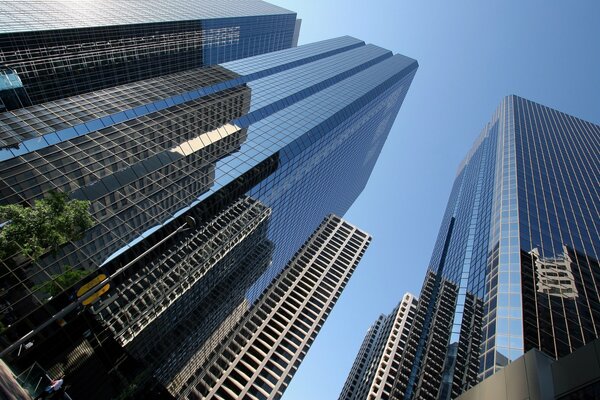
left=0, top=191, right=93, bottom=261
left=32, top=266, right=90, bottom=297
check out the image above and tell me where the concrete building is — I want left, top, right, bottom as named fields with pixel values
left=458, top=338, right=600, bottom=400
left=184, top=215, right=371, bottom=400
left=340, top=293, right=418, bottom=400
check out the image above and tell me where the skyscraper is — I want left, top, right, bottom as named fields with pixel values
left=339, top=293, right=418, bottom=400
left=0, top=5, right=418, bottom=397
left=382, top=95, right=599, bottom=400
left=0, top=0, right=299, bottom=111
left=380, top=96, right=600, bottom=399
left=186, top=214, right=371, bottom=400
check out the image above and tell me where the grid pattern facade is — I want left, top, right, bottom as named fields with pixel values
left=513, top=97, right=600, bottom=362
left=124, top=196, right=275, bottom=388
left=0, top=0, right=297, bottom=106
left=182, top=214, right=371, bottom=400
left=340, top=315, right=386, bottom=400
left=0, top=34, right=417, bottom=398
left=392, top=95, right=600, bottom=399
left=0, top=0, right=295, bottom=33
left=96, top=196, right=271, bottom=347
left=340, top=293, right=418, bottom=400
left=388, top=272, right=439, bottom=400
left=0, top=36, right=417, bottom=351
left=238, top=40, right=418, bottom=300
left=0, top=78, right=252, bottom=331
left=0, top=65, right=238, bottom=148
left=400, top=273, right=459, bottom=400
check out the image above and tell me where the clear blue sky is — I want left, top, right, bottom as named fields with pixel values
left=273, top=1, right=600, bottom=399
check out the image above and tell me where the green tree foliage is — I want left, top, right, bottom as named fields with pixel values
left=0, top=191, right=93, bottom=260
left=33, top=266, right=90, bottom=297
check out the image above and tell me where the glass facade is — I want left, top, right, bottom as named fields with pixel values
left=0, top=0, right=297, bottom=106
left=0, top=66, right=30, bottom=113
left=392, top=95, right=600, bottom=400
left=0, top=0, right=295, bottom=34
left=0, top=30, right=418, bottom=398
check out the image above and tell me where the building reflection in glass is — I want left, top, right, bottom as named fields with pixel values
left=531, top=246, right=578, bottom=299
left=0, top=66, right=251, bottom=336
left=0, top=36, right=418, bottom=398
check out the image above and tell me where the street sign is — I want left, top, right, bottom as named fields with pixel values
left=77, top=274, right=110, bottom=306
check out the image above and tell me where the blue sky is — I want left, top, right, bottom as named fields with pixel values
left=273, top=1, right=600, bottom=399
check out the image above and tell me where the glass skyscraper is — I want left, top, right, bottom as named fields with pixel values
left=0, top=4, right=418, bottom=396
left=381, top=95, right=600, bottom=400
left=0, top=0, right=298, bottom=111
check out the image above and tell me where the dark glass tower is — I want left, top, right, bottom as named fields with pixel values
left=0, top=0, right=298, bottom=111
left=387, top=96, right=600, bottom=400
left=0, top=20, right=418, bottom=398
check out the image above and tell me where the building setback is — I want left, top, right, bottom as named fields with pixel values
left=0, top=6, right=418, bottom=397
left=183, top=214, right=371, bottom=400
left=383, top=96, right=600, bottom=400
left=339, top=293, right=418, bottom=400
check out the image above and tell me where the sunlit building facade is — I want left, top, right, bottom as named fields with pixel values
left=339, top=293, right=418, bottom=400
left=0, top=5, right=418, bottom=396
left=388, top=96, right=600, bottom=400
left=185, top=215, right=371, bottom=400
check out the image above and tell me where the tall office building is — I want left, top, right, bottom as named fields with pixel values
left=0, top=5, right=418, bottom=397
left=0, top=0, right=299, bottom=113
left=382, top=95, right=599, bottom=400
left=184, top=214, right=371, bottom=400
left=339, top=293, right=418, bottom=400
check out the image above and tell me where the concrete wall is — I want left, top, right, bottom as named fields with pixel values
left=458, top=339, right=600, bottom=400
